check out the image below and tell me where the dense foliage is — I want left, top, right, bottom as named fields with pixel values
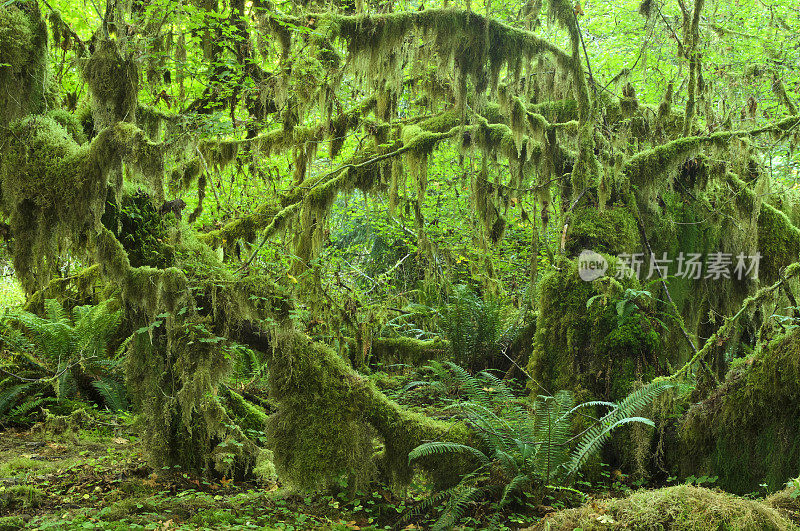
left=1, top=0, right=800, bottom=528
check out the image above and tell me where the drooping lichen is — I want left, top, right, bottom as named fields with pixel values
left=83, top=39, right=139, bottom=129
left=0, top=1, right=50, bottom=125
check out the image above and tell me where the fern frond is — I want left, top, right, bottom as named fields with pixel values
left=499, top=473, right=531, bottom=506
left=568, top=417, right=655, bottom=476
left=446, top=362, right=489, bottom=406
left=10, top=396, right=55, bottom=420
left=0, top=324, right=34, bottom=353
left=0, top=383, right=34, bottom=414
left=409, top=441, right=491, bottom=466
left=565, top=380, right=673, bottom=478
left=44, top=298, right=69, bottom=323
left=561, top=400, right=616, bottom=422
left=432, top=485, right=485, bottom=531
left=56, top=366, right=76, bottom=401
left=91, top=378, right=128, bottom=411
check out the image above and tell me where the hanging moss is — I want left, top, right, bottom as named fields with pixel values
left=0, top=1, right=49, bottom=126
left=83, top=39, right=139, bottom=129
left=623, top=134, right=724, bottom=196
left=657, top=82, right=674, bottom=121
left=528, top=99, right=578, bottom=123
left=722, top=173, right=800, bottom=283
left=168, top=158, right=203, bottom=193
left=94, top=221, right=276, bottom=478
left=680, top=329, right=800, bottom=494
left=755, top=200, right=800, bottom=283
left=0, top=116, right=158, bottom=292
left=571, top=123, right=601, bottom=197
left=199, top=138, right=239, bottom=170
left=23, top=264, right=102, bottom=314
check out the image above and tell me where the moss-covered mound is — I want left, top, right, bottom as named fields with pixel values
left=564, top=205, right=640, bottom=258
left=679, top=330, right=800, bottom=494
left=527, top=257, right=662, bottom=402
left=529, top=485, right=795, bottom=530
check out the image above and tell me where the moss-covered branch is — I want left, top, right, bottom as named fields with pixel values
left=269, top=331, right=473, bottom=489
left=664, top=262, right=800, bottom=381
left=623, top=116, right=800, bottom=193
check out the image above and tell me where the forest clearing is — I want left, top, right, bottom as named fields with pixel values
left=1, top=0, right=800, bottom=528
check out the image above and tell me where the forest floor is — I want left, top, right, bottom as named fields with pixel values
left=0, top=420, right=412, bottom=530
left=3, top=376, right=800, bottom=530
left=0, top=409, right=543, bottom=530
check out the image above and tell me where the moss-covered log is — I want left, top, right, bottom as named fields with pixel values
left=530, top=485, right=796, bottom=530
left=342, top=336, right=451, bottom=368
left=269, top=331, right=473, bottom=490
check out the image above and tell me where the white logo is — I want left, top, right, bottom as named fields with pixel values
left=578, top=250, right=608, bottom=282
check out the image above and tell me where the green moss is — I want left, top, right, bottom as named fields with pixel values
left=658, top=82, right=674, bottom=121
left=0, top=5, right=33, bottom=68
left=269, top=331, right=474, bottom=490
left=46, top=108, right=88, bottom=145
left=527, top=257, right=661, bottom=402
left=565, top=204, right=640, bottom=257
left=0, top=485, right=43, bottom=511
left=0, top=516, right=25, bottom=531
left=756, top=201, right=800, bottom=283
left=0, top=1, right=48, bottom=124
left=368, top=337, right=450, bottom=366
left=680, top=330, right=800, bottom=494
left=536, top=485, right=794, bottom=530
left=0, top=118, right=164, bottom=290
left=83, top=39, right=139, bottom=129
left=223, top=388, right=268, bottom=434
left=0, top=114, right=103, bottom=292
left=268, top=331, right=376, bottom=490
left=528, top=99, right=578, bottom=123
left=620, top=96, right=639, bottom=117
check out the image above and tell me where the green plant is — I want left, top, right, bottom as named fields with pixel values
left=440, top=285, right=507, bottom=369
left=408, top=362, right=674, bottom=530
left=0, top=298, right=126, bottom=422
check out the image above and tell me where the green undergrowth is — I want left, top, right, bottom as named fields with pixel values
left=0, top=420, right=544, bottom=530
